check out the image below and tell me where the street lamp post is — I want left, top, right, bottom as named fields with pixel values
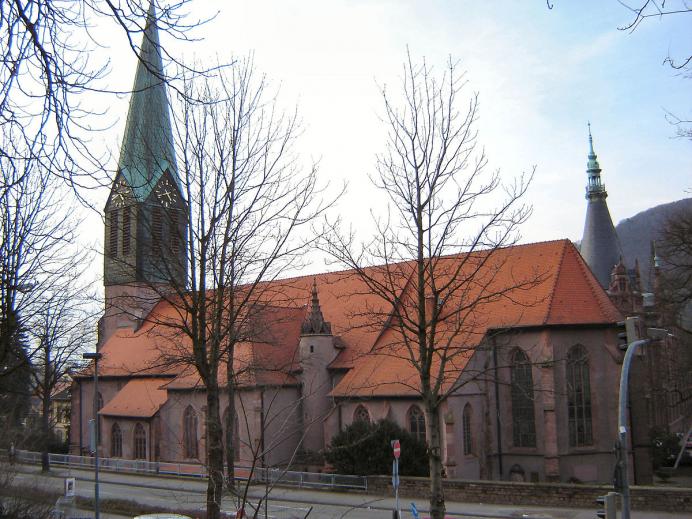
left=616, top=337, right=647, bottom=519
left=616, top=326, right=669, bottom=519
left=83, top=351, right=102, bottom=519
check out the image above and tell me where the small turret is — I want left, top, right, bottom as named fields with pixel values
left=301, top=279, right=332, bottom=335
left=298, top=279, right=337, bottom=454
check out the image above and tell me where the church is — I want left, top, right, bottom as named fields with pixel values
left=70, top=6, right=642, bottom=484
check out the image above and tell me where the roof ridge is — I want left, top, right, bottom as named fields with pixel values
left=141, top=240, right=575, bottom=328
left=544, top=240, right=568, bottom=324
left=171, top=239, right=575, bottom=288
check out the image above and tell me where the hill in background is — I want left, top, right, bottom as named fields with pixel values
left=615, top=197, right=692, bottom=291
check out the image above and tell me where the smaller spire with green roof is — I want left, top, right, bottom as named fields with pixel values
left=585, top=122, right=605, bottom=199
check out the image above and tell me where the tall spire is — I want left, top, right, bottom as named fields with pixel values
left=301, top=279, right=332, bottom=335
left=117, top=1, right=178, bottom=201
left=580, top=124, right=623, bottom=288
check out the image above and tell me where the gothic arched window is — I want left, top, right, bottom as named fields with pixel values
left=353, top=405, right=370, bottom=424
left=510, top=348, right=536, bottom=447
left=111, top=423, right=122, bottom=457
left=566, top=345, right=593, bottom=447
left=223, top=407, right=241, bottom=462
left=408, top=405, right=426, bottom=442
left=134, top=423, right=146, bottom=459
left=183, top=406, right=198, bottom=459
left=462, top=403, right=473, bottom=455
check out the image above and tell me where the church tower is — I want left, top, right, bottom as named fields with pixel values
left=101, top=2, right=188, bottom=343
left=299, top=280, right=338, bottom=453
left=579, top=124, right=622, bottom=288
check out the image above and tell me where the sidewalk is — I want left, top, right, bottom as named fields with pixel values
left=9, top=464, right=691, bottom=519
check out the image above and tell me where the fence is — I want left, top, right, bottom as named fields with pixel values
left=226, top=502, right=313, bottom=519
left=262, top=467, right=367, bottom=490
left=15, top=449, right=367, bottom=491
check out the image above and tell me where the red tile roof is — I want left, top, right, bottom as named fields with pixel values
left=83, top=240, right=621, bottom=404
left=99, top=378, right=168, bottom=418
left=331, top=240, right=622, bottom=397
left=164, top=305, right=305, bottom=390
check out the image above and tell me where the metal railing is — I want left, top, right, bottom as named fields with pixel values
left=261, top=466, right=367, bottom=490
left=15, top=449, right=367, bottom=491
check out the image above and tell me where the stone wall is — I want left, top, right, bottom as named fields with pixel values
left=365, top=476, right=692, bottom=513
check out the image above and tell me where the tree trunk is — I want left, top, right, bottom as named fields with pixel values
left=225, top=360, right=236, bottom=492
left=426, top=401, right=445, bottom=519
left=206, top=384, right=224, bottom=519
left=41, top=389, right=51, bottom=472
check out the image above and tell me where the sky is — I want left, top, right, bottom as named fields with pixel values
left=87, top=0, right=691, bottom=275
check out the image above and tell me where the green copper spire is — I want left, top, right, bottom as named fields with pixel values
left=585, top=122, right=605, bottom=199
left=117, top=1, right=178, bottom=201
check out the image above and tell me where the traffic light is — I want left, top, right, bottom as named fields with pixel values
left=612, top=440, right=624, bottom=492
left=596, top=492, right=616, bottom=519
left=616, top=316, right=640, bottom=350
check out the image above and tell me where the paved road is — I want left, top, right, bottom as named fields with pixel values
left=7, top=464, right=688, bottom=519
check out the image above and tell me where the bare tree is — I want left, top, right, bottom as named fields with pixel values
left=657, top=208, right=692, bottom=327
left=652, top=208, right=692, bottom=424
left=133, top=54, right=330, bottom=519
left=0, top=461, right=54, bottom=519
left=28, top=279, right=97, bottom=472
left=0, top=0, right=213, bottom=196
left=323, top=51, right=538, bottom=519
left=616, top=1, right=691, bottom=138
left=0, top=137, right=89, bottom=391
left=0, top=121, right=98, bottom=476
left=547, top=1, right=691, bottom=138
left=228, top=379, right=323, bottom=519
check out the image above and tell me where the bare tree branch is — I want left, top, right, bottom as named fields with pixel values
left=322, top=50, right=541, bottom=519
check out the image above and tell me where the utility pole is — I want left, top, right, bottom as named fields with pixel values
left=83, top=351, right=102, bottom=519
left=616, top=318, right=670, bottom=519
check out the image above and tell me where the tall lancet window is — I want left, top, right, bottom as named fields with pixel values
left=510, top=348, right=536, bottom=448
left=134, top=423, right=146, bottom=459
left=111, top=423, right=122, bottom=457
left=408, top=405, right=426, bottom=442
left=462, top=403, right=473, bottom=455
left=223, top=407, right=241, bottom=461
left=183, top=405, right=198, bottom=459
left=567, top=345, right=593, bottom=447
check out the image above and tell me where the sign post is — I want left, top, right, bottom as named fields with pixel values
left=391, top=439, right=401, bottom=519
left=64, top=477, right=76, bottom=497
